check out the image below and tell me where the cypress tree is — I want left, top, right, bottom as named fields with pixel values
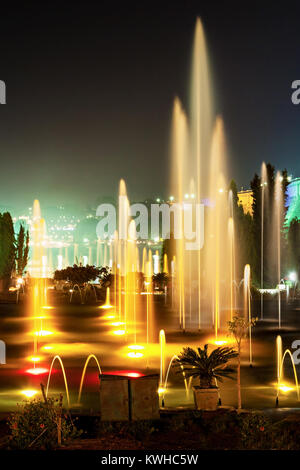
left=16, top=224, right=29, bottom=276
left=0, top=212, right=16, bottom=291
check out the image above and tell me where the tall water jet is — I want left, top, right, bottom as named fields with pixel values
left=163, top=253, right=168, bottom=274
left=244, top=264, right=252, bottom=366
left=118, top=179, right=129, bottom=330
left=74, top=243, right=78, bottom=264
left=30, top=200, right=49, bottom=362
left=276, top=335, right=283, bottom=387
left=205, top=117, right=228, bottom=338
left=127, top=219, right=138, bottom=344
left=275, top=172, right=283, bottom=329
left=171, top=97, right=188, bottom=330
left=169, top=17, right=213, bottom=331
left=228, top=216, right=235, bottom=321
left=159, top=330, right=166, bottom=391
left=260, top=162, right=267, bottom=319
left=191, top=18, right=213, bottom=330
left=145, top=249, right=154, bottom=348
left=65, top=246, right=69, bottom=268
left=228, top=190, right=237, bottom=312
left=142, top=247, right=147, bottom=274
left=96, top=238, right=101, bottom=266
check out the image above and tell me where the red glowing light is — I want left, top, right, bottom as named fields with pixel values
left=102, top=370, right=144, bottom=378
left=25, top=367, right=50, bottom=376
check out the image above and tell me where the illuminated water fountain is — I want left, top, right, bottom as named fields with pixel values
left=244, top=264, right=253, bottom=366
left=28, top=200, right=53, bottom=374
left=170, top=18, right=232, bottom=335
left=275, top=172, right=283, bottom=329
left=276, top=335, right=299, bottom=405
left=5, top=17, right=292, bottom=414
left=260, top=162, right=267, bottom=319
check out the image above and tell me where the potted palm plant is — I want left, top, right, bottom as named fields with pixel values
left=174, top=344, right=238, bottom=410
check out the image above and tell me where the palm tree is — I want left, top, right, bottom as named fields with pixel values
left=174, top=344, right=238, bottom=389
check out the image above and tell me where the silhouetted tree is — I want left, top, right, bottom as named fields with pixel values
left=0, top=212, right=16, bottom=291
left=153, top=272, right=169, bottom=291
left=54, top=264, right=102, bottom=286
left=16, top=225, right=29, bottom=276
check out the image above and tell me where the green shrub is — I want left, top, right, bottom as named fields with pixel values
left=8, top=397, right=81, bottom=449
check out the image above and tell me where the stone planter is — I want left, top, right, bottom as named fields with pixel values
left=193, top=387, right=219, bottom=411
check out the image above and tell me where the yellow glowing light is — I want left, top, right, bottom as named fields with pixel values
left=21, top=390, right=38, bottom=398
left=111, top=321, right=125, bottom=327
left=42, top=346, right=53, bottom=351
left=208, top=336, right=230, bottom=346
left=128, top=345, right=144, bottom=351
left=102, top=315, right=115, bottom=320
left=101, top=304, right=113, bottom=309
left=113, top=330, right=125, bottom=336
left=279, top=384, right=294, bottom=393
left=127, top=352, right=143, bottom=358
left=33, top=316, right=47, bottom=320
left=42, top=306, right=54, bottom=310
left=158, top=387, right=166, bottom=395
left=28, top=356, right=41, bottom=362
left=34, top=330, right=53, bottom=337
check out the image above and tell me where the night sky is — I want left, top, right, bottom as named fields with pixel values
left=1, top=1, right=300, bottom=212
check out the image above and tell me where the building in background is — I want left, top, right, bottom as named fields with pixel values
left=238, top=189, right=253, bottom=216
left=285, top=177, right=300, bottom=226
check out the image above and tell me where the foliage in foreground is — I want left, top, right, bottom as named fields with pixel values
left=96, top=411, right=300, bottom=450
left=4, top=408, right=300, bottom=450
left=174, top=344, right=238, bottom=388
left=8, top=397, right=81, bottom=449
